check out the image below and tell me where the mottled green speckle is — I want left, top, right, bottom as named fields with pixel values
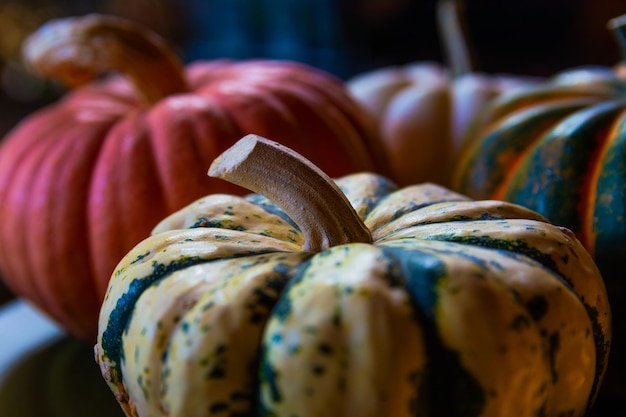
left=427, top=347, right=486, bottom=417
left=271, top=294, right=293, bottom=323
left=381, top=246, right=447, bottom=320
left=318, top=343, right=333, bottom=355
left=312, top=364, right=325, bottom=376
left=429, top=234, right=560, bottom=275
left=547, top=331, right=560, bottom=384
left=209, top=402, right=228, bottom=413
left=525, top=295, right=549, bottom=322
left=191, top=217, right=246, bottom=231
left=180, top=322, right=189, bottom=333
left=260, top=346, right=282, bottom=403
left=130, top=251, right=151, bottom=265
left=205, top=343, right=228, bottom=380
left=288, top=343, right=301, bottom=355
left=510, top=314, right=532, bottom=331
left=332, top=306, right=342, bottom=327
left=100, top=256, right=207, bottom=387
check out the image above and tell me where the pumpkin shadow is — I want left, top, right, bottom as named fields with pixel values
left=0, top=336, right=124, bottom=417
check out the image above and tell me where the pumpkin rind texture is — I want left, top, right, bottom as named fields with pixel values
left=96, top=171, right=610, bottom=417
left=451, top=65, right=626, bottom=404
left=347, top=62, right=539, bottom=186
left=0, top=16, right=388, bottom=341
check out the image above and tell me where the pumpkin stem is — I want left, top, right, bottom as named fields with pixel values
left=436, top=0, right=477, bottom=77
left=608, top=14, right=626, bottom=78
left=22, top=14, right=188, bottom=105
left=208, top=135, right=373, bottom=252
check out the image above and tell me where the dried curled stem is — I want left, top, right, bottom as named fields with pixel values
left=209, top=135, right=373, bottom=252
left=608, top=13, right=626, bottom=78
left=22, top=13, right=188, bottom=105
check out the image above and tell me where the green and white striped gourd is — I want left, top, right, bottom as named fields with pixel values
left=95, top=135, right=610, bottom=417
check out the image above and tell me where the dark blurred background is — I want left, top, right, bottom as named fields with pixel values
left=0, top=0, right=625, bottom=138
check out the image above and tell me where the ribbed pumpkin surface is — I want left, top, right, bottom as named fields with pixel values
left=453, top=68, right=626, bottom=258
left=0, top=58, right=387, bottom=341
left=452, top=66, right=626, bottom=404
left=347, top=62, right=538, bottom=187
left=96, top=170, right=609, bottom=417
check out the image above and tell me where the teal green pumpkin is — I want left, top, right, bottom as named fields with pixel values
left=95, top=135, right=609, bottom=417
left=452, top=15, right=626, bottom=267
left=451, top=18, right=626, bottom=403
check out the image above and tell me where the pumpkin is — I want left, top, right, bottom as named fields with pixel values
left=346, top=0, right=540, bottom=187
left=451, top=13, right=626, bottom=406
left=347, top=63, right=538, bottom=187
left=0, top=14, right=388, bottom=341
left=95, top=134, right=610, bottom=417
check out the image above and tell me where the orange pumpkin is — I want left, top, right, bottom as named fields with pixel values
left=0, top=14, right=388, bottom=341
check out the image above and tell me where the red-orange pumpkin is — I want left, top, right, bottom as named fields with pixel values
left=0, top=14, right=388, bottom=341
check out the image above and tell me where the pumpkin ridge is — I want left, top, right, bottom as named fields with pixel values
left=145, top=101, right=229, bottom=212
left=277, top=70, right=390, bottom=175
left=19, top=115, right=112, bottom=336
left=377, top=219, right=609, bottom=340
left=88, top=111, right=171, bottom=298
left=454, top=94, right=609, bottom=198
left=591, top=120, right=626, bottom=274
left=243, top=194, right=299, bottom=230
left=0, top=108, right=82, bottom=300
left=420, top=233, right=558, bottom=274
left=100, top=246, right=293, bottom=395
left=476, top=88, right=614, bottom=132
left=580, top=106, right=626, bottom=254
left=388, top=240, right=598, bottom=415
left=372, top=200, right=550, bottom=241
left=385, top=221, right=610, bottom=408
left=99, top=255, right=207, bottom=386
left=206, top=84, right=322, bottom=171
left=0, top=113, right=71, bottom=311
left=364, top=182, right=471, bottom=233
left=334, top=173, right=399, bottom=221
left=259, top=244, right=427, bottom=416
left=489, top=102, right=594, bottom=200
left=381, top=242, right=550, bottom=416
left=98, top=227, right=303, bottom=376
left=95, top=135, right=610, bottom=416
left=268, top=81, right=386, bottom=176
left=502, top=101, right=626, bottom=236
left=490, top=102, right=582, bottom=200
left=154, top=254, right=307, bottom=417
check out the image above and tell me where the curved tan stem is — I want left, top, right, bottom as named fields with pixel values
left=208, top=135, right=373, bottom=252
left=22, top=14, right=188, bottom=105
left=608, top=14, right=626, bottom=78
left=437, top=0, right=477, bottom=77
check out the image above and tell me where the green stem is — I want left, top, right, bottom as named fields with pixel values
left=22, top=13, right=188, bottom=105
left=436, top=0, right=477, bottom=77
left=208, top=135, right=373, bottom=252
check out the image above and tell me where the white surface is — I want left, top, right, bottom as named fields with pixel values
left=0, top=300, right=65, bottom=381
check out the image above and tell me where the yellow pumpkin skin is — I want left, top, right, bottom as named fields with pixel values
left=95, top=137, right=609, bottom=417
left=347, top=62, right=540, bottom=187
